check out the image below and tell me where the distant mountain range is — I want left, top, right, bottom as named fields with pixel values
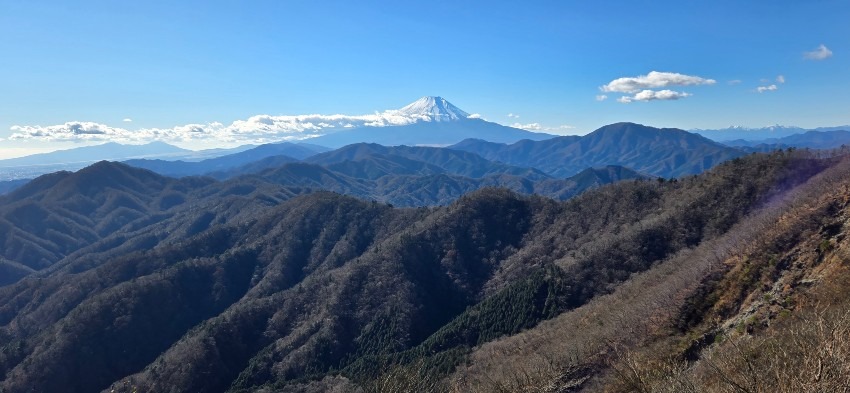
left=693, top=125, right=850, bottom=141
left=723, top=130, right=850, bottom=150
left=0, top=141, right=190, bottom=167
left=0, top=142, right=261, bottom=181
left=125, top=122, right=750, bottom=182
left=7, top=119, right=850, bottom=201
left=0, top=97, right=551, bottom=181
left=123, top=142, right=326, bottom=178
left=4, top=96, right=849, bottom=183
left=0, top=121, right=761, bottom=197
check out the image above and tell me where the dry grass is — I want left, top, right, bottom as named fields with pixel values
left=448, top=157, right=850, bottom=392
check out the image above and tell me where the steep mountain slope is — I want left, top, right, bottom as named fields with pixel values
left=0, top=162, right=307, bottom=280
left=0, top=179, right=29, bottom=195
left=0, top=149, right=841, bottom=393
left=448, top=153, right=850, bottom=392
left=450, top=122, right=745, bottom=178
left=0, top=163, right=191, bottom=271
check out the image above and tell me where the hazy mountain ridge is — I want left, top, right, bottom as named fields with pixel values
left=693, top=124, right=850, bottom=141
left=123, top=141, right=322, bottom=178
left=723, top=129, right=850, bottom=150
left=451, top=122, right=745, bottom=178
left=0, top=142, right=191, bottom=181
left=0, top=142, right=190, bottom=168
left=305, top=143, right=553, bottom=181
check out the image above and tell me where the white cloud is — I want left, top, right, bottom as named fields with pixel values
left=122, top=118, right=133, bottom=122
left=467, top=113, right=482, bottom=119
left=728, top=80, right=742, bottom=85
left=8, top=109, right=444, bottom=144
left=756, top=84, right=778, bottom=93
left=616, top=89, right=691, bottom=103
left=10, top=122, right=134, bottom=142
left=507, top=113, right=519, bottom=118
left=804, top=44, right=833, bottom=60
left=595, top=95, right=608, bottom=101
left=510, top=123, right=575, bottom=132
left=601, top=71, right=715, bottom=93
left=776, top=75, right=785, bottom=84
left=511, top=122, right=542, bottom=131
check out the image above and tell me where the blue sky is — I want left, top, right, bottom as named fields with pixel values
left=1, top=0, right=848, bottom=157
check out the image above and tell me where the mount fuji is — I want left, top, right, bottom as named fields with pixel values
left=308, top=96, right=555, bottom=147
left=396, top=96, right=471, bottom=121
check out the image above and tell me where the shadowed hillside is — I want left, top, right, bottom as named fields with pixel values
left=0, top=149, right=843, bottom=393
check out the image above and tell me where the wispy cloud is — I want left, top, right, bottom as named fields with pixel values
left=756, top=84, right=778, bottom=93
left=510, top=123, right=574, bottom=132
left=9, top=110, right=444, bottom=144
left=511, top=122, right=541, bottom=130
left=616, top=89, right=691, bottom=103
left=601, top=71, right=715, bottom=93
left=803, top=44, right=833, bottom=60
left=595, top=95, right=608, bottom=101
left=122, top=118, right=133, bottom=123
left=728, top=80, right=742, bottom=85
left=467, top=113, right=482, bottom=119
left=507, top=113, right=520, bottom=118
left=754, top=75, right=784, bottom=92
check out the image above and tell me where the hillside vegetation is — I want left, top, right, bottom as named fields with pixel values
left=448, top=150, right=850, bottom=392
left=0, top=148, right=845, bottom=393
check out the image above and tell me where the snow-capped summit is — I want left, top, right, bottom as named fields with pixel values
left=397, top=96, right=470, bottom=121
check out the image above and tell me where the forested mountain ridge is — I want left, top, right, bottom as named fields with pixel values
left=450, top=122, right=745, bottom=178
left=304, top=143, right=552, bottom=180
left=450, top=150, right=850, bottom=392
left=0, top=162, right=305, bottom=284
left=0, top=148, right=844, bottom=393
left=0, top=158, right=645, bottom=286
